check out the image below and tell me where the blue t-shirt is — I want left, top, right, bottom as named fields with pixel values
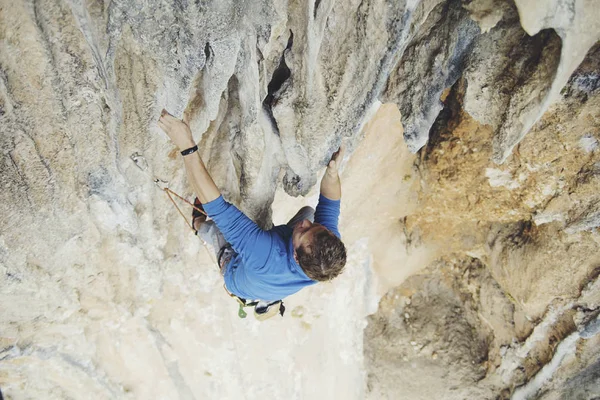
left=203, top=194, right=341, bottom=301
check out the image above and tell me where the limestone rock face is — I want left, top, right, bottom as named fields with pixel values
left=0, top=0, right=599, bottom=399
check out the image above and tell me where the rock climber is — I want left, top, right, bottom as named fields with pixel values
left=157, top=109, right=347, bottom=315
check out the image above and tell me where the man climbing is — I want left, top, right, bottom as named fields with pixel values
left=157, top=109, right=346, bottom=316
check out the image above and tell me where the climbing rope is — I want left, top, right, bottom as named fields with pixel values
left=163, top=187, right=206, bottom=233
left=130, top=152, right=214, bottom=263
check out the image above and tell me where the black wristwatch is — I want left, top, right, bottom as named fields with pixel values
left=181, top=145, right=198, bottom=156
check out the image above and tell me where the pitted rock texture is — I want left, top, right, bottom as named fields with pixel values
left=1, top=0, right=599, bottom=399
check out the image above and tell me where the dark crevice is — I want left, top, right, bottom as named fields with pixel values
left=265, top=32, right=293, bottom=102
left=419, top=78, right=464, bottom=163
left=314, top=0, right=322, bottom=19
left=204, top=42, right=213, bottom=61
left=262, top=31, right=293, bottom=136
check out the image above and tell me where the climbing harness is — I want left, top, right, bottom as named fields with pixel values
left=224, top=285, right=285, bottom=320
left=217, top=242, right=286, bottom=320
left=131, top=152, right=285, bottom=321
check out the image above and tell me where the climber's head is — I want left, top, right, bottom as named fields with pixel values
left=292, top=219, right=346, bottom=281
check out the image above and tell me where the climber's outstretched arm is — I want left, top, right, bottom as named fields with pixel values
left=158, top=109, right=221, bottom=204
left=319, top=143, right=344, bottom=201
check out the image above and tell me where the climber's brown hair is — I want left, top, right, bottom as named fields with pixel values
left=296, top=230, right=346, bottom=281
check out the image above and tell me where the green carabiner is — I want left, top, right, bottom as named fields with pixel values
left=238, top=303, right=248, bottom=318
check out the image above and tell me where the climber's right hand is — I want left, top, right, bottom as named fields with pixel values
left=326, top=143, right=345, bottom=177
left=157, top=109, right=196, bottom=151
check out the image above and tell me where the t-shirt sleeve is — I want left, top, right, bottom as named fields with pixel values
left=202, top=196, right=271, bottom=267
left=314, top=194, right=341, bottom=238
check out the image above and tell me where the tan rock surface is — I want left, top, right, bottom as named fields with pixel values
left=365, top=43, right=600, bottom=399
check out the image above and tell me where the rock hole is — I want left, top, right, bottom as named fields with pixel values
left=262, top=31, right=294, bottom=136
left=204, top=42, right=213, bottom=61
